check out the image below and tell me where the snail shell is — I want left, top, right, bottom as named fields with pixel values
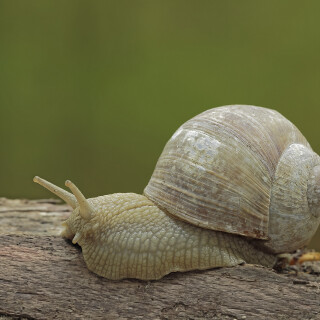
left=144, top=105, right=320, bottom=253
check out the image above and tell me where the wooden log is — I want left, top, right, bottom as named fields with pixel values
left=0, top=198, right=319, bottom=320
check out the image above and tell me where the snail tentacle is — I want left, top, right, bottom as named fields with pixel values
left=33, top=176, right=77, bottom=208
left=65, top=180, right=93, bottom=220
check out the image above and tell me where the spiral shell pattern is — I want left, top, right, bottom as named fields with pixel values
left=144, top=105, right=310, bottom=240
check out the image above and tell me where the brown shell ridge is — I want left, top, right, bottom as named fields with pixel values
left=190, top=113, right=279, bottom=177
left=147, top=177, right=268, bottom=225
left=146, top=177, right=241, bottom=220
left=144, top=125, right=271, bottom=239
left=192, top=106, right=286, bottom=178
left=190, top=106, right=310, bottom=179
left=151, top=158, right=270, bottom=221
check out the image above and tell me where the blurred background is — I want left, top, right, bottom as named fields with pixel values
left=0, top=1, right=319, bottom=248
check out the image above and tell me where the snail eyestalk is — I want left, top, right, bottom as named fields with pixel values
left=65, top=180, right=93, bottom=220
left=33, top=176, right=78, bottom=208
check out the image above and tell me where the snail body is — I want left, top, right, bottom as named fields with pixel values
left=34, top=105, right=320, bottom=280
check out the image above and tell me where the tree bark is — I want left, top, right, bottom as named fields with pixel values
left=0, top=198, right=319, bottom=320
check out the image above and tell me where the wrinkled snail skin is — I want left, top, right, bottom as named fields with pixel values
left=62, top=193, right=276, bottom=280
left=33, top=105, right=320, bottom=280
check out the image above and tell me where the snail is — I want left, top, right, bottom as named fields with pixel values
left=33, top=105, right=320, bottom=280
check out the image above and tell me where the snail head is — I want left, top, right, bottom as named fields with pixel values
left=33, top=176, right=95, bottom=243
left=33, top=176, right=151, bottom=246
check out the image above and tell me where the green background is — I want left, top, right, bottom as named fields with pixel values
left=1, top=1, right=320, bottom=249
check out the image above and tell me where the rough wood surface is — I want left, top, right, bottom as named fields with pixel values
left=0, top=198, right=319, bottom=320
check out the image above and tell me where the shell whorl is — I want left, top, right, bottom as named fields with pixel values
left=262, top=144, right=320, bottom=253
left=144, top=105, right=311, bottom=240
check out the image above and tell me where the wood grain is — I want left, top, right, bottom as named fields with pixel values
left=0, top=198, right=319, bottom=320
